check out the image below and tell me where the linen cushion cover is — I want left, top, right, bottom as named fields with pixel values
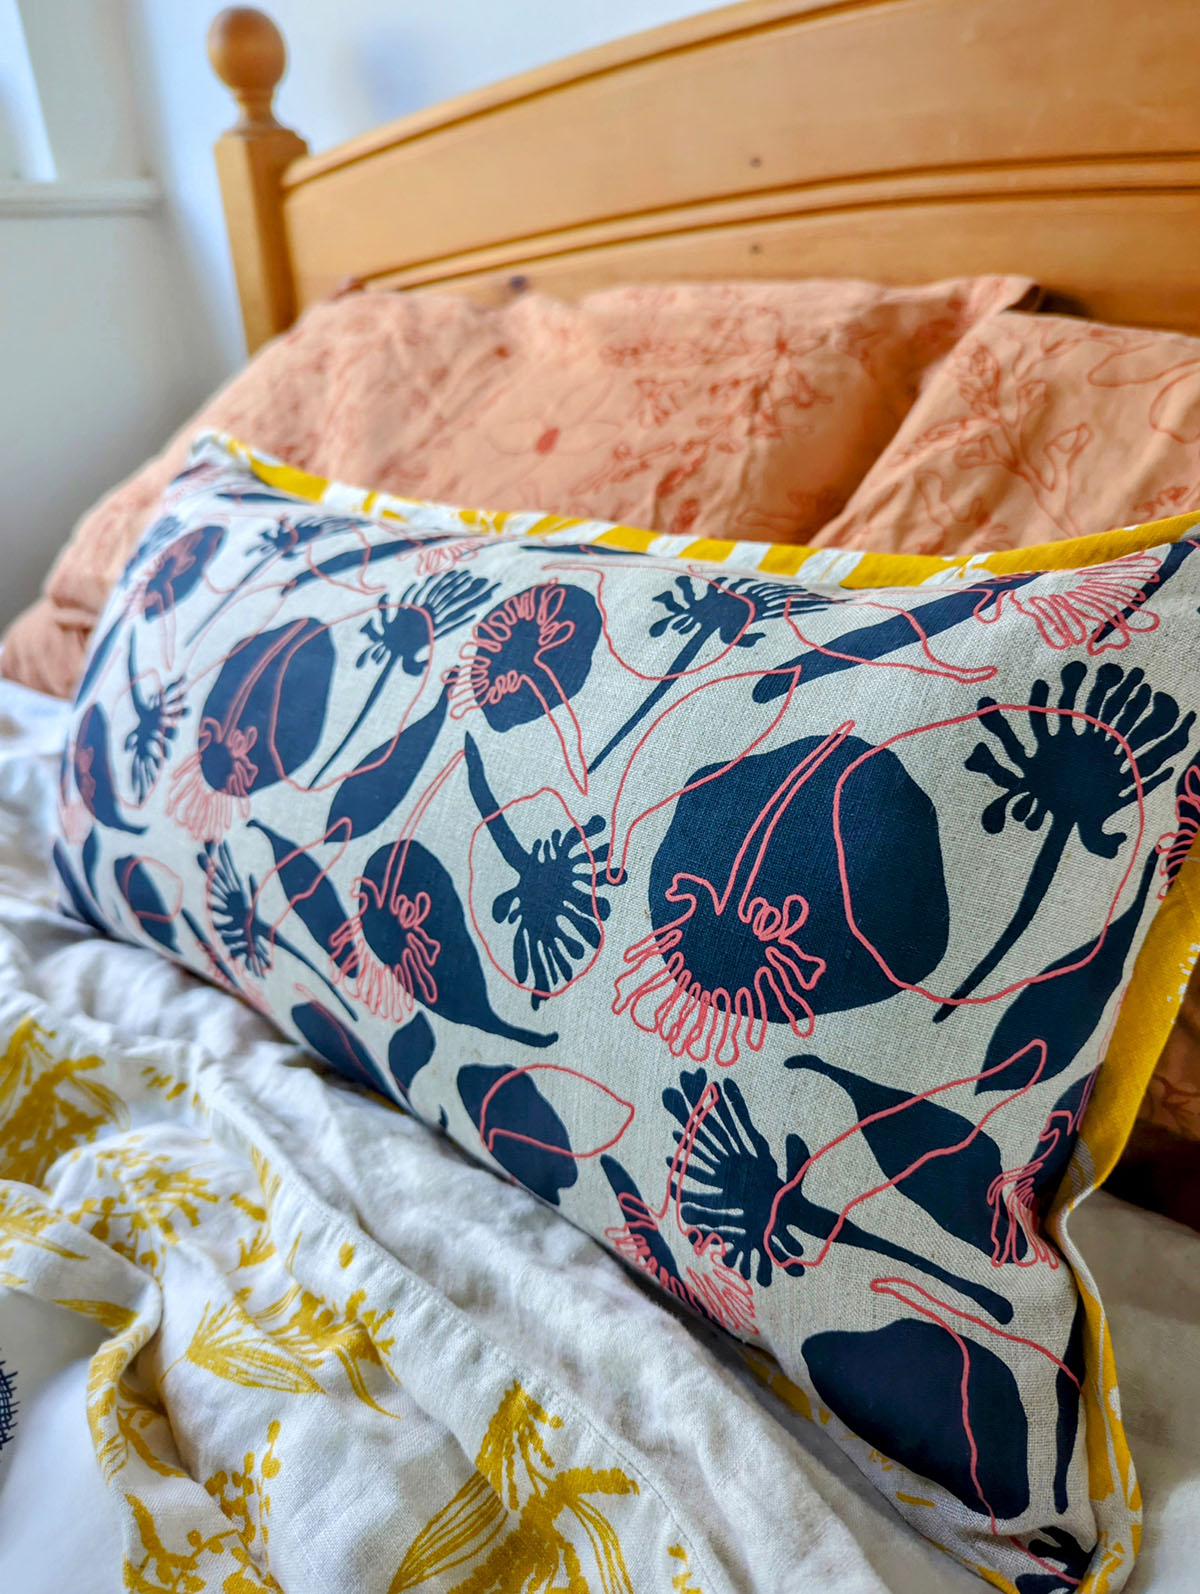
left=2, top=274, right=1033, bottom=699
left=56, top=432, right=1200, bottom=1594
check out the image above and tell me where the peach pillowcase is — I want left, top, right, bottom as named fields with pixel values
left=1, top=274, right=1031, bottom=700
left=814, top=309, right=1200, bottom=555
left=819, top=308, right=1200, bottom=1145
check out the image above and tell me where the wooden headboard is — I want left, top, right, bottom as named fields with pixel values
left=208, top=0, right=1200, bottom=355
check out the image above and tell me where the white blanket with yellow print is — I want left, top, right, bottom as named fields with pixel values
left=0, top=681, right=1198, bottom=1594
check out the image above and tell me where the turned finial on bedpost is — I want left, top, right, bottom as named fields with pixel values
left=208, top=7, right=288, bottom=130
left=208, top=7, right=307, bottom=355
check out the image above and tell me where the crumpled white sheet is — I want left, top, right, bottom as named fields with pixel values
left=0, top=676, right=1196, bottom=1594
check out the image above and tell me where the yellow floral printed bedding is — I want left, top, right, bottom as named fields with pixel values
left=0, top=1016, right=702, bottom=1593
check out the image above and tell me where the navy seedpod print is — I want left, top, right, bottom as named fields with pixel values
left=114, top=855, right=180, bottom=952
left=325, top=684, right=451, bottom=839
left=291, top=1000, right=384, bottom=1093
left=73, top=704, right=145, bottom=836
left=615, top=730, right=949, bottom=1064
left=446, top=580, right=602, bottom=791
left=332, top=840, right=554, bottom=1048
left=311, top=568, right=499, bottom=783
left=124, top=634, right=187, bottom=803
left=168, top=618, right=334, bottom=839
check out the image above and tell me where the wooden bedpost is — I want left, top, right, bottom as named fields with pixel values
left=208, top=7, right=308, bottom=355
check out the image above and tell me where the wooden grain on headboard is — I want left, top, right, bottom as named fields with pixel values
left=209, top=0, right=1200, bottom=352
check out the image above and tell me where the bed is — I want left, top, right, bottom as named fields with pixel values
left=208, top=0, right=1200, bottom=345
left=4, top=3, right=1200, bottom=1591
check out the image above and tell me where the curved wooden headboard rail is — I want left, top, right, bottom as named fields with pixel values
left=209, top=0, right=1200, bottom=352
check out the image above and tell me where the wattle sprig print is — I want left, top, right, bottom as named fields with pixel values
left=937, top=659, right=1194, bottom=1019
left=589, top=573, right=828, bottom=773
left=310, top=568, right=498, bottom=783
left=465, top=734, right=615, bottom=1009
left=124, top=634, right=187, bottom=804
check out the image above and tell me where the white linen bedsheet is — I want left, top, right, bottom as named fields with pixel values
left=0, top=676, right=1196, bottom=1594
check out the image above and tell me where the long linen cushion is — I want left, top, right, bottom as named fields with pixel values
left=2, top=274, right=1034, bottom=699
left=56, top=433, right=1200, bottom=1594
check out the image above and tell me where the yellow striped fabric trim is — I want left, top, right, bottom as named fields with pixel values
left=216, top=429, right=1200, bottom=588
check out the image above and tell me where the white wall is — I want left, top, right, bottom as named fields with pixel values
left=0, top=208, right=222, bottom=625
left=0, top=0, right=722, bottom=630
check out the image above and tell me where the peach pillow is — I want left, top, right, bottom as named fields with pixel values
left=818, top=307, right=1200, bottom=1149
left=2, top=275, right=1031, bottom=699
left=813, top=309, right=1200, bottom=556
